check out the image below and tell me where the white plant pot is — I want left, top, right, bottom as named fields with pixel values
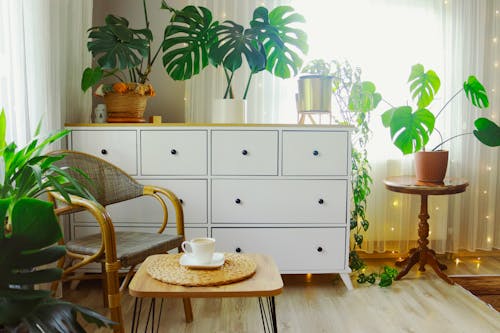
left=211, top=99, right=247, bottom=124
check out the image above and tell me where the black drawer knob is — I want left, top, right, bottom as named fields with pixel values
left=242, top=149, right=248, bottom=156
left=235, top=247, right=242, bottom=253
left=318, top=199, right=324, bottom=204
left=179, top=199, right=184, bottom=204
left=235, top=198, right=241, bottom=204
left=313, top=150, right=319, bottom=156
left=317, top=246, right=323, bottom=253
left=170, top=149, right=177, bottom=155
left=101, top=149, right=108, bottom=155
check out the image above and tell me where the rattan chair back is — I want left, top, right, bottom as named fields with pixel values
left=52, top=150, right=144, bottom=206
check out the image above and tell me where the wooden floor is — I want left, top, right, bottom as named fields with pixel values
left=62, top=255, right=500, bottom=332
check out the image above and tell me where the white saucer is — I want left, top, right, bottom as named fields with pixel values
left=180, top=252, right=225, bottom=270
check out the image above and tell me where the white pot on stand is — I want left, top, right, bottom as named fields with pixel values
left=211, top=99, right=247, bottom=124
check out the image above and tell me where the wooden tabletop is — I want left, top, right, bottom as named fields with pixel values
left=384, top=176, right=469, bottom=195
left=129, top=253, right=283, bottom=298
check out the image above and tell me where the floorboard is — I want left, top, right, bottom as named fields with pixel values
left=61, top=255, right=500, bottom=332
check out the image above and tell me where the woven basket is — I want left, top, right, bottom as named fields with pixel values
left=103, top=92, right=148, bottom=123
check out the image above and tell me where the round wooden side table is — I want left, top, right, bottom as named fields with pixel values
left=384, top=176, right=469, bottom=284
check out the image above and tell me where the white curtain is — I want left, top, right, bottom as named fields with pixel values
left=186, top=0, right=499, bottom=254
left=0, top=0, right=92, bottom=147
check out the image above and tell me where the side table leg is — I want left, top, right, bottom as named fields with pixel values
left=130, top=298, right=165, bottom=333
left=258, top=296, right=277, bottom=333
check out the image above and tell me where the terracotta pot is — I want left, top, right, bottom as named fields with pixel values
left=414, top=150, right=449, bottom=183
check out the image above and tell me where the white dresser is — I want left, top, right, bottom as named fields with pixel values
left=66, top=124, right=353, bottom=289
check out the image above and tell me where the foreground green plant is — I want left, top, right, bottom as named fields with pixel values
left=0, top=108, right=111, bottom=331
left=356, top=266, right=399, bottom=287
left=0, top=109, right=93, bottom=208
left=0, top=197, right=115, bottom=331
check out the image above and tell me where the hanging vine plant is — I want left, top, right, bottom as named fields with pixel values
left=303, top=60, right=396, bottom=286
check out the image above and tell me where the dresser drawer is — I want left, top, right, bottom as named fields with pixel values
left=282, top=131, right=348, bottom=176
left=212, top=130, right=278, bottom=175
left=212, top=227, right=347, bottom=272
left=73, top=179, right=207, bottom=225
left=141, top=130, right=207, bottom=175
left=71, top=130, right=137, bottom=175
left=212, top=179, right=347, bottom=224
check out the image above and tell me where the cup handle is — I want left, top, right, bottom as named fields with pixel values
left=181, top=241, right=191, bottom=253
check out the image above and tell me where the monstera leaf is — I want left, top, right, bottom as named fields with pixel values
left=382, top=106, right=436, bottom=155
left=464, top=76, right=489, bottom=108
left=87, top=14, right=151, bottom=70
left=0, top=198, right=115, bottom=330
left=348, top=81, right=382, bottom=114
left=408, top=64, right=441, bottom=108
left=162, top=5, right=218, bottom=80
left=250, top=6, right=308, bottom=78
left=473, top=117, right=500, bottom=147
left=209, top=21, right=266, bottom=74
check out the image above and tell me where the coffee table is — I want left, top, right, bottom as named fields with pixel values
left=129, top=253, right=283, bottom=333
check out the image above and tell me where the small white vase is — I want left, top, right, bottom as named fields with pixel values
left=211, top=99, right=247, bottom=124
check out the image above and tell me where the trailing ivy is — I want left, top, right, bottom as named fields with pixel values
left=329, top=60, right=381, bottom=271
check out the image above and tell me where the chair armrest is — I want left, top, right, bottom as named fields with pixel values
left=143, top=185, right=185, bottom=237
left=48, top=191, right=118, bottom=265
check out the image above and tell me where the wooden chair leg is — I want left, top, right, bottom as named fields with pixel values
left=105, top=262, right=124, bottom=333
left=101, top=262, right=109, bottom=307
left=183, top=298, right=193, bottom=323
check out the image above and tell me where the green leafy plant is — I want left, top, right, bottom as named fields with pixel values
left=0, top=108, right=109, bottom=331
left=356, top=266, right=399, bottom=287
left=163, top=2, right=309, bottom=99
left=381, top=63, right=500, bottom=154
left=0, top=197, right=115, bottom=331
left=0, top=109, right=93, bottom=208
left=81, top=0, right=163, bottom=95
left=301, top=60, right=390, bottom=284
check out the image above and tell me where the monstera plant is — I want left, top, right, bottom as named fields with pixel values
left=381, top=64, right=499, bottom=154
left=0, top=197, right=115, bottom=332
left=162, top=2, right=308, bottom=99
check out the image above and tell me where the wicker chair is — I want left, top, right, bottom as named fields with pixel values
left=47, top=150, right=192, bottom=333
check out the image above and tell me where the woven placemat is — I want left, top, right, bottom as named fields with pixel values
left=146, top=253, right=257, bottom=287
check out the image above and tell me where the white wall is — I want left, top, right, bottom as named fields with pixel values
left=92, top=0, right=187, bottom=123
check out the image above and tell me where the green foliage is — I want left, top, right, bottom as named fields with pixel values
left=0, top=109, right=93, bottom=207
left=382, top=63, right=499, bottom=154
left=208, top=5, right=308, bottom=99
left=82, top=0, right=165, bottom=91
left=304, top=59, right=381, bottom=277
left=0, top=198, right=115, bottom=331
left=473, top=117, right=500, bottom=147
left=357, top=266, right=399, bottom=287
left=303, top=59, right=392, bottom=285
left=162, top=4, right=218, bottom=81
left=0, top=109, right=111, bottom=331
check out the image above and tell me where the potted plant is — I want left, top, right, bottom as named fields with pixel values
left=81, top=1, right=158, bottom=123
left=0, top=109, right=113, bottom=332
left=298, top=59, right=334, bottom=115
left=381, top=64, right=500, bottom=182
left=161, top=2, right=308, bottom=123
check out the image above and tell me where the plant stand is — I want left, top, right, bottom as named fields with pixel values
left=383, top=176, right=468, bottom=284
left=297, top=111, right=332, bottom=125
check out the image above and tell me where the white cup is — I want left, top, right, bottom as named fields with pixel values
left=181, top=237, right=216, bottom=264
